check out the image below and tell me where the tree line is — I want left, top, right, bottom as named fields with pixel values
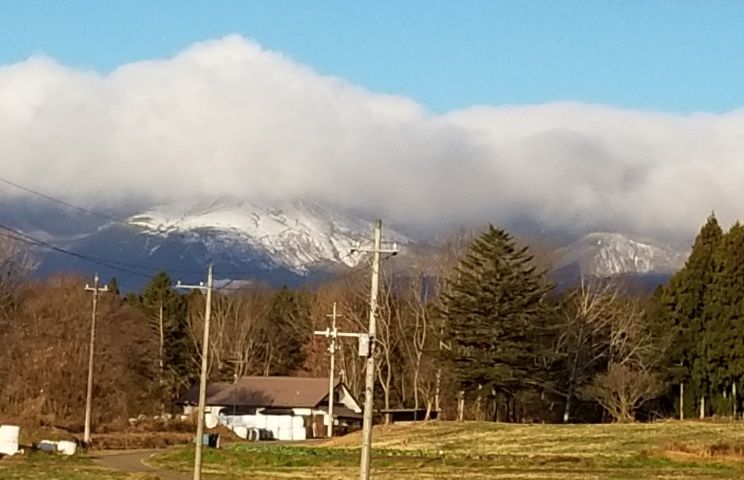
left=651, top=214, right=744, bottom=419
left=0, top=216, right=739, bottom=431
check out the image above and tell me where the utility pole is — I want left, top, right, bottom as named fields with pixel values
left=83, top=274, right=108, bottom=445
left=355, top=219, right=397, bottom=480
left=327, top=302, right=338, bottom=437
left=315, top=303, right=340, bottom=438
left=435, top=324, right=452, bottom=417
left=314, top=302, right=363, bottom=438
left=734, top=383, right=738, bottom=418
left=176, top=263, right=214, bottom=480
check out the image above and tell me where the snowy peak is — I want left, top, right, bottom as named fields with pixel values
left=557, top=232, right=686, bottom=277
left=127, top=199, right=408, bottom=274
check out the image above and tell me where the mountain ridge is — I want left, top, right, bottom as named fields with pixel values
left=126, top=199, right=409, bottom=273
left=556, top=231, right=687, bottom=277
left=0, top=199, right=689, bottom=292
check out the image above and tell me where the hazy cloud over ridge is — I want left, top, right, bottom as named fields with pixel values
left=1, top=35, right=742, bottom=241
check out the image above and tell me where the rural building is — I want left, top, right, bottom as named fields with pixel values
left=177, top=376, right=362, bottom=441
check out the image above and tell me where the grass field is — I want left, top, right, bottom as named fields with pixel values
left=0, top=453, right=128, bottom=480
left=4, top=421, right=744, bottom=479
left=153, top=421, right=744, bottom=479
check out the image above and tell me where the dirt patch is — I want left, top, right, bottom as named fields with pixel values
left=90, top=432, right=193, bottom=450
left=663, top=441, right=744, bottom=461
left=95, top=449, right=190, bottom=480
left=88, top=425, right=244, bottom=450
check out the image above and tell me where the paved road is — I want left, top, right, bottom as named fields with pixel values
left=94, top=449, right=191, bottom=480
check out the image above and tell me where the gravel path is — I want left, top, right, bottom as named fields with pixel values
left=94, top=449, right=192, bottom=480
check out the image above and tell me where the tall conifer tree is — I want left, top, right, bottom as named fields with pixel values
left=137, top=271, right=193, bottom=403
left=701, top=223, right=744, bottom=414
left=652, top=214, right=722, bottom=416
left=441, top=225, right=553, bottom=406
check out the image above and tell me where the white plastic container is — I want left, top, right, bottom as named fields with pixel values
left=292, top=427, right=307, bottom=441
left=0, top=425, right=20, bottom=456
left=291, top=416, right=306, bottom=441
left=57, top=441, right=77, bottom=456
left=204, top=413, right=219, bottom=430
left=232, top=426, right=248, bottom=439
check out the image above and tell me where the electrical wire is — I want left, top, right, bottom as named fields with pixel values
left=0, top=223, right=396, bottom=292
left=0, top=226, right=154, bottom=279
left=0, top=176, right=398, bottom=288
left=0, top=176, right=121, bottom=222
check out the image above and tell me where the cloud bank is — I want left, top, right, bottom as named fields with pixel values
left=1, top=35, right=743, bottom=242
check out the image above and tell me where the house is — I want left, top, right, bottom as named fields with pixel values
left=177, top=376, right=362, bottom=441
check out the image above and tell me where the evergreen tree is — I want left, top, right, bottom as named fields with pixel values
left=108, top=277, right=120, bottom=296
left=701, top=223, right=744, bottom=414
left=261, top=287, right=312, bottom=375
left=136, top=271, right=194, bottom=406
left=440, top=225, right=553, bottom=415
left=651, top=214, right=722, bottom=417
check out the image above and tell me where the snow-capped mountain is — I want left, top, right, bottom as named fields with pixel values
left=127, top=199, right=408, bottom=274
left=34, top=199, right=409, bottom=291
left=14, top=196, right=687, bottom=293
left=556, top=232, right=687, bottom=277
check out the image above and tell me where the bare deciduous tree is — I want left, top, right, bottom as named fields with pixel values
left=0, top=236, right=36, bottom=327
left=558, top=278, right=665, bottom=422
left=582, top=363, right=662, bottom=423
left=556, top=278, right=621, bottom=422
left=397, top=272, right=439, bottom=418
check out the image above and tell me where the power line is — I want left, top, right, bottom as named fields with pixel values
left=0, top=226, right=153, bottom=278
left=0, top=176, right=398, bottom=286
left=0, top=176, right=223, bottom=266
left=0, top=176, right=120, bottom=222
left=0, top=225, right=389, bottom=289
left=0, top=224, right=217, bottom=277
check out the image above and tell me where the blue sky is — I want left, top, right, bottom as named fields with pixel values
left=2, top=1, right=744, bottom=113
left=4, top=2, right=744, bottom=240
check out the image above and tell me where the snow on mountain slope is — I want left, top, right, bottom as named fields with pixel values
left=556, top=232, right=686, bottom=277
left=127, top=199, right=408, bottom=274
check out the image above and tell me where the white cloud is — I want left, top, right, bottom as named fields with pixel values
left=1, top=35, right=742, bottom=241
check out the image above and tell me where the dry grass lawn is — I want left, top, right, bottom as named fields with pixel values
left=153, top=420, right=744, bottom=479
left=4, top=421, right=744, bottom=479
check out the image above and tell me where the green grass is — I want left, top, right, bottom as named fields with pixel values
left=0, top=452, right=128, bottom=480
left=152, top=421, right=744, bottom=479
left=5, top=421, right=744, bottom=479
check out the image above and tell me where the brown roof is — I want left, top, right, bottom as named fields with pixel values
left=177, top=376, right=339, bottom=409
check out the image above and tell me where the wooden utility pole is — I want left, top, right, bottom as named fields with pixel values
left=324, top=303, right=340, bottom=438
left=314, top=302, right=363, bottom=438
left=158, top=300, right=165, bottom=380
left=360, top=220, right=382, bottom=480
left=457, top=391, right=465, bottom=422
left=434, top=322, right=452, bottom=417
left=356, top=219, right=397, bottom=480
left=83, top=274, right=108, bottom=445
left=328, top=304, right=337, bottom=437
left=176, top=263, right=214, bottom=480
left=734, top=383, right=738, bottom=418
left=700, top=395, right=705, bottom=419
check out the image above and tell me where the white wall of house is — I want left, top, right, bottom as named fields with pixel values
left=217, top=408, right=307, bottom=441
left=180, top=384, right=361, bottom=441
left=337, top=385, right=363, bottom=412
left=181, top=405, right=223, bottom=416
